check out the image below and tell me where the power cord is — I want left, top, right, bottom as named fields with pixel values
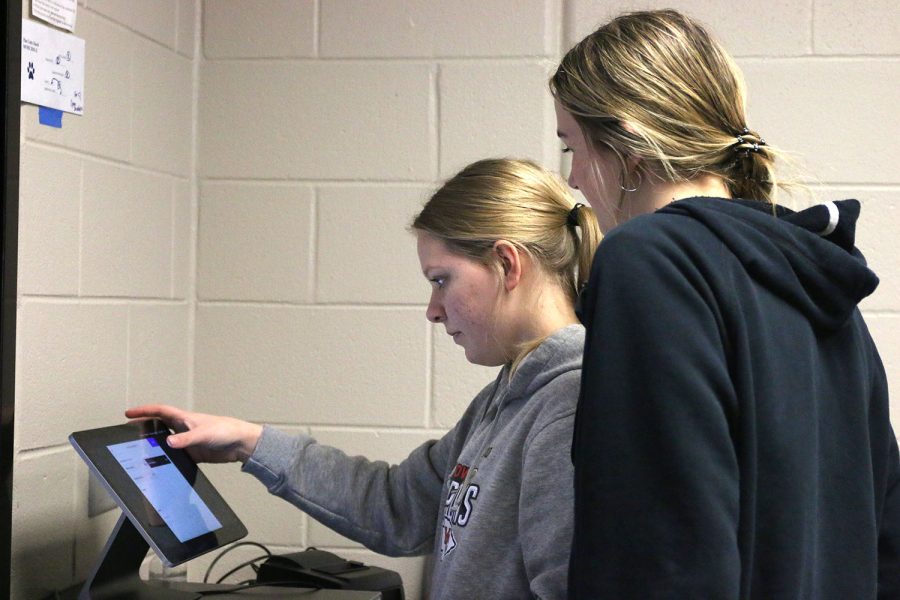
left=203, top=540, right=272, bottom=584
left=214, top=555, right=270, bottom=584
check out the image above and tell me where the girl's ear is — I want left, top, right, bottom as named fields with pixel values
left=493, top=240, right=523, bottom=292
left=619, top=120, right=644, bottom=171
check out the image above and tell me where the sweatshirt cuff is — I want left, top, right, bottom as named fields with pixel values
left=242, top=425, right=306, bottom=490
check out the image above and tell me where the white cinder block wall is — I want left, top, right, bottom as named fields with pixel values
left=12, top=1, right=900, bottom=598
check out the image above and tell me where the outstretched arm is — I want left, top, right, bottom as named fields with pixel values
left=125, top=404, right=262, bottom=464
left=127, top=403, right=459, bottom=556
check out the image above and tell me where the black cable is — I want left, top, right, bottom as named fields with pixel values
left=203, top=541, right=272, bottom=583
left=214, top=554, right=270, bottom=584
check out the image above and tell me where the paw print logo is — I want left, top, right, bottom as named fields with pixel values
left=27, top=62, right=35, bottom=80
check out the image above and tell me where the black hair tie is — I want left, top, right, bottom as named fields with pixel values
left=734, top=126, right=767, bottom=157
left=567, top=203, right=584, bottom=227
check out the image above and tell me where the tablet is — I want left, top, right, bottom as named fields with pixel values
left=70, top=420, right=248, bottom=567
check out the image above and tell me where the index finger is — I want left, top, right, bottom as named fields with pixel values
left=125, top=404, right=186, bottom=425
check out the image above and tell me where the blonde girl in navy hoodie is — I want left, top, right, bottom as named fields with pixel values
left=552, top=9, right=900, bottom=599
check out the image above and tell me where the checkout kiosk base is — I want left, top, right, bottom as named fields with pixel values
left=68, top=513, right=380, bottom=599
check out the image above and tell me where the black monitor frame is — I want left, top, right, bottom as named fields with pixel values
left=69, top=420, right=248, bottom=567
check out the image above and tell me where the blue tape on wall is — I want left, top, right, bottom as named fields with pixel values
left=38, top=106, right=63, bottom=128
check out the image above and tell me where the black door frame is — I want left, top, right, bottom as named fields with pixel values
left=2, top=1, right=22, bottom=597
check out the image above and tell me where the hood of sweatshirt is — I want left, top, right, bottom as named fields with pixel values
left=495, top=324, right=584, bottom=411
left=657, top=197, right=878, bottom=331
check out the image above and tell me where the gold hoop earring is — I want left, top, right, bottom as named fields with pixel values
left=619, top=168, right=642, bottom=193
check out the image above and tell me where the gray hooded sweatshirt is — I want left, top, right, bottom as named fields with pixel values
left=242, top=324, right=583, bottom=599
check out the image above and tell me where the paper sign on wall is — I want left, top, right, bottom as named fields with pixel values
left=21, top=19, right=85, bottom=115
left=31, top=0, right=78, bottom=31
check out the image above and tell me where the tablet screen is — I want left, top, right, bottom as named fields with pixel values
left=106, top=436, right=222, bottom=542
left=71, top=420, right=247, bottom=566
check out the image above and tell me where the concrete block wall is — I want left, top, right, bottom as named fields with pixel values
left=12, top=1, right=900, bottom=598
left=13, top=0, right=197, bottom=597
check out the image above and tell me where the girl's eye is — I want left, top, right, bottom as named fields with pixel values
left=561, top=146, right=572, bottom=154
left=430, top=277, right=446, bottom=289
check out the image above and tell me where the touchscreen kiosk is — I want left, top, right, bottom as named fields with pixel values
left=70, top=420, right=248, bottom=599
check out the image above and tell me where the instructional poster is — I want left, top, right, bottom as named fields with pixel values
left=21, top=19, right=85, bottom=115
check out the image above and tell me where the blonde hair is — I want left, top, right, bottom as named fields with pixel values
left=412, top=158, right=600, bottom=369
left=551, top=9, right=789, bottom=204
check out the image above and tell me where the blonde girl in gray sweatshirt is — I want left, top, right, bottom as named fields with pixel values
left=127, top=158, right=601, bottom=599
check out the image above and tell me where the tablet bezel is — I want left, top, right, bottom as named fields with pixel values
left=70, top=420, right=248, bottom=567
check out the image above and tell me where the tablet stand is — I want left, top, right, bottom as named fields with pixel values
left=79, top=512, right=199, bottom=599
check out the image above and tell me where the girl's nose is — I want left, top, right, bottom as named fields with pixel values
left=426, top=295, right=445, bottom=323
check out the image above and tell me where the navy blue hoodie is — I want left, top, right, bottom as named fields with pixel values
left=569, top=197, right=900, bottom=599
